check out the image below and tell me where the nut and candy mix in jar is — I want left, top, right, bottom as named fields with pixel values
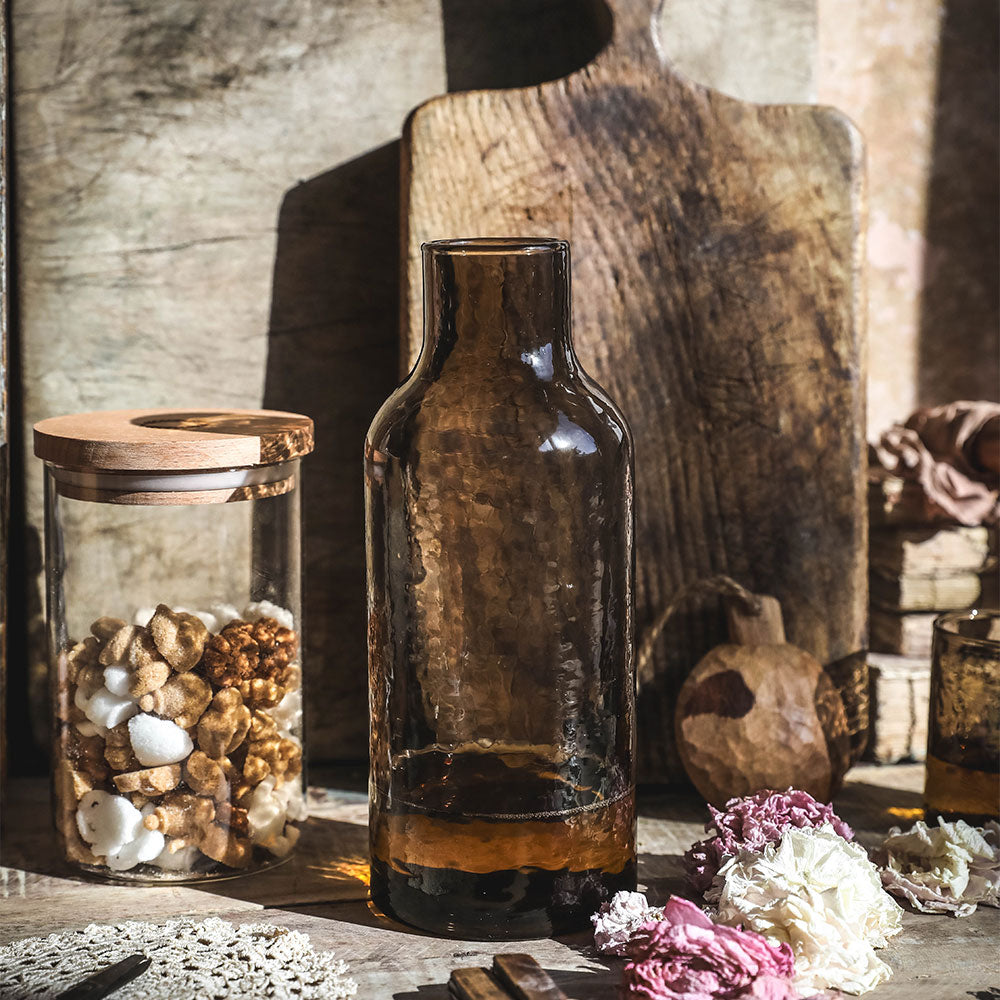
left=35, top=409, right=313, bottom=880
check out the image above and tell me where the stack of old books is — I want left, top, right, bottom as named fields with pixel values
left=867, top=476, right=997, bottom=762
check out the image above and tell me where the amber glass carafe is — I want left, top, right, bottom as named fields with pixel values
left=365, top=238, right=635, bottom=939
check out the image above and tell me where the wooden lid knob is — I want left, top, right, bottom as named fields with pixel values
left=34, top=409, right=314, bottom=472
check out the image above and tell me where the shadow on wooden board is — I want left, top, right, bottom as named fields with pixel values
left=261, top=4, right=614, bottom=765
left=262, top=144, right=402, bottom=765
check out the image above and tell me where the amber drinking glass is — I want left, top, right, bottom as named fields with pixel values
left=365, top=238, right=635, bottom=938
left=924, top=609, right=1000, bottom=821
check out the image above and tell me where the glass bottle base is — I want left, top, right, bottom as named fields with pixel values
left=370, top=857, right=636, bottom=939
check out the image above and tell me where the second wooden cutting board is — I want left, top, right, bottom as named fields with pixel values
left=401, top=0, right=867, bottom=780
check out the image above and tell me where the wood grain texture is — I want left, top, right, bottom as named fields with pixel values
left=11, top=0, right=447, bottom=766
left=33, top=408, right=313, bottom=471
left=403, top=0, right=867, bottom=780
left=493, top=954, right=569, bottom=1000
left=449, top=968, right=512, bottom=1000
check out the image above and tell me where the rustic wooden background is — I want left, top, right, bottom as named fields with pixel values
left=402, top=0, right=867, bottom=779
left=4, top=0, right=998, bottom=773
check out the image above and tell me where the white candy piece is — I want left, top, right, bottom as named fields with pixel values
left=151, top=840, right=201, bottom=871
left=73, top=719, right=109, bottom=738
left=79, top=686, right=139, bottom=729
left=74, top=686, right=92, bottom=714
left=128, top=713, right=194, bottom=767
left=276, top=777, right=308, bottom=823
left=243, top=600, right=294, bottom=631
left=102, top=665, right=132, bottom=698
left=132, top=607, right=157, bottom=628
left=210, top=603, right=242, bottom=629
left=190, top=610, right=219, bottom=634
left=270, top=689, right=302, bottom=736
left=246, top=775, right=307, bottom=855
left=265, top=823, right=300, bottom=858
left=107, top=825, right=165, bottom=871
left=247, top=777, right=286, bottom=845
left=76, top=790, right=143, bottom=857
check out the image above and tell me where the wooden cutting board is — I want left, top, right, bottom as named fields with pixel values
left=401, top=0, right=867, bottom=781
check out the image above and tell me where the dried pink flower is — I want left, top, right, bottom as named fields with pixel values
left=684, top=788, right=854, bottom=893
left=622, top=896, right=797, bottom=1000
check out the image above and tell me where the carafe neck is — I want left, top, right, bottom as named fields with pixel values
left=417, top=238, right=576, bottom=380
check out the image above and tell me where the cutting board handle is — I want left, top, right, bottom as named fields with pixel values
left=593, top=0, right=668, bottom=72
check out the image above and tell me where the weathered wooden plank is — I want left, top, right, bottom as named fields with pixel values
left=403, top=0, right=867, bottom=780
left=10, top=0, right=447, bottom=765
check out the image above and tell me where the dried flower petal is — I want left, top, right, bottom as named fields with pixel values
left=880, top=818, right=1000, bottom=916
left=684, top=788, right=854, bottom=893
left=621, top=896, right=797, bottom=1000
left=713, top=826, right=903, bottom=996
left=593, top=891, right=664, bottom=956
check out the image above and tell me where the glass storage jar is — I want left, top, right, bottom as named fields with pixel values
left=34, top=409, right=313, bottom=881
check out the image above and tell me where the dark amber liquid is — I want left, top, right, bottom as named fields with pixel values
left=370, top=748, right=636, bottom=939
left=923, top=753, right=1000, bottom=822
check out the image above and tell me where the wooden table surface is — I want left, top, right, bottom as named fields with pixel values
left=2, top=765, right=997, bottom=998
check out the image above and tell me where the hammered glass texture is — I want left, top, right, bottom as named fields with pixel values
left=924, top=610, right=1000, bottom=819
left=365, top=239, right=636, bottom=935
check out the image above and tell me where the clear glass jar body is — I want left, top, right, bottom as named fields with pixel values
left=366, top=239, right=636, bottom=938
left=45, top=461, right=306, bottom=880
left=924, top=609, right=1000, bottom=821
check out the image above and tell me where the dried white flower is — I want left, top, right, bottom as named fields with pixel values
left=881, top=818, right=1000, bottom=916
left=592, top=890, right=665, bottom=956
left=712, top=824, right=903, bottom=997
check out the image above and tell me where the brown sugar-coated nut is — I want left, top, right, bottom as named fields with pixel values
left=139, top=672, right=212, bottom=729
left=197, top=688, right=252, bottom=759
left=198, top=823, right=252, bottom=868
left=278, top=664, right=302, bottom=693
left=184, top=750, right=234, bottom=801
left=247, top=617, right=298, bottom=681
left=76, top=663, right=107, bottom=702
left=112, top=763, right=182, bottom=796
left=249, top=710, right=279, bottom=743
left=126, top=629, right=172, bottom=697
left=244, top=712, right=303, bottom=787
left=143, top=792, right=216, bottom=839
left=69, top=730, right=111, bottom=782
left=104, top=722, right=139, bottom=772
left=68, top=638, right=104, bottom=701
left=202, top=621, right=260, bottom=687
left=56, top=757, right=98, bottom=803
left=214, top=800, right=250, bottom=837
left=149, top=604, right=209, bottom=672
left=54, top=760, right=101, bottom=865
left=67, top=637, right=101, bottom=685
left=90, top=616, right=127, bottom=643
left=237, top=677, right=285, bottom=709
left=99, top=625, right=137, bottom=667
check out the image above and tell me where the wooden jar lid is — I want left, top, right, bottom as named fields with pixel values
left=34, top=409, right=314, bottom=472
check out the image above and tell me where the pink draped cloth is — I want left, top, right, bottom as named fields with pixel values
left=870, top=401, right=1000, bottom=526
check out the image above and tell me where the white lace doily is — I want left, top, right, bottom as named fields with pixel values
left=0, top=917, right=357, bottom=999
